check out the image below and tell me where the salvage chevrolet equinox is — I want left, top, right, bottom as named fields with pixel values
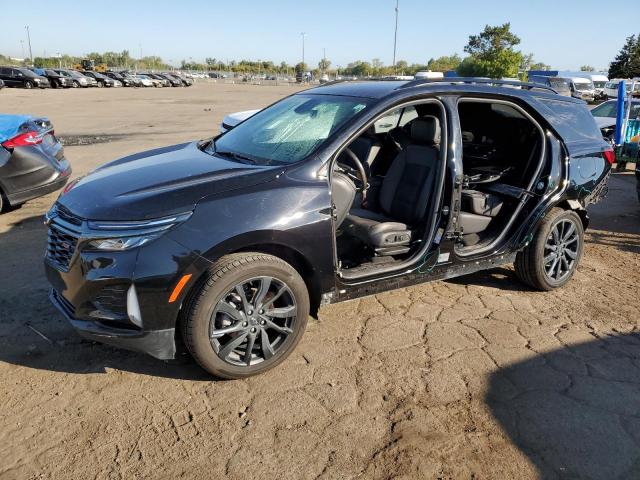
left=45, top=78, right=612, bottom=379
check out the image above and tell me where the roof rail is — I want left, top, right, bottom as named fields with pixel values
left=397, top=77, right=558, bottom=94
left=307, top=79, right=351, bottom=89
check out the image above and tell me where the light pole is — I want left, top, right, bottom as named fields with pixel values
left=20, top=40, right=25, bottom=59
left=25, top=25, right=33, bottom=63
left=301, top=32, right=306, bottom=67
left=392, top=0, right=399, bottom=73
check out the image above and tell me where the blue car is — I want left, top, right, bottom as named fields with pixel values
left=0, top=115, right=71, bottom=212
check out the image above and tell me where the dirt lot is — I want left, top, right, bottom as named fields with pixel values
left=1, top=83, right=639, bottom=480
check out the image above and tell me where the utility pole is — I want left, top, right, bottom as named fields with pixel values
left=392, top=0, right=399, bottom=73
left=323, top=47, right=326, bottom=73
left=20, top=40, right=25, bottom=59
left=301, top=32, right=306, bottom=67
left=25, top=25, right=33, bottom=63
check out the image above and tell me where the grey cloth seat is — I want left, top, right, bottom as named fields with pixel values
left=345, top=116, right=441, bottom=255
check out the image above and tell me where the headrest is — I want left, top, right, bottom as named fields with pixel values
left=410, top=116, right=440, bottom=145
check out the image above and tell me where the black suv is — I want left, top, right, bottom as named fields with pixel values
left=0, top=66, right=50, bottom=89
left=45, top=79, right=612, bottom=379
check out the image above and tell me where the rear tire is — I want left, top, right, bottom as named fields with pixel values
left=72, top=81, right=79, bottom=88
left=181, top=253, right=309, bottom=379
left=514, top=208, right=584, bottom=291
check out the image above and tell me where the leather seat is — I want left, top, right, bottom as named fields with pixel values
left=345, top=116, right=441, bottom=255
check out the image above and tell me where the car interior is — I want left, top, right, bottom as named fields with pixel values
left=456, top=100, right=544, bottom=253
left=331, top=101, right=445, bottom=275
left=331, top=98, right=545, bottom=274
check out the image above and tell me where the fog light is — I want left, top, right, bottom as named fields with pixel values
left=127, top=284, right=143, bottom=328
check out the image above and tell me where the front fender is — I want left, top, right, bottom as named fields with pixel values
left=167, top=176, right=336, bottom=293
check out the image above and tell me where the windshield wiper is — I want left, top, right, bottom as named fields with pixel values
left=215, top=150, right=257, bottom=165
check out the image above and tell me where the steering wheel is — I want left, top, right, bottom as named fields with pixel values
left=337, top=147, right=369, bottom=198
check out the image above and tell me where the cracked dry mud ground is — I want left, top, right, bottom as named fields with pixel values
left=1, top=85, right=639, bottom=479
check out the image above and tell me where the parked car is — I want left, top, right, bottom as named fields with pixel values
left=44, top=78, right=611, bottom=379
left=0, top=79, right=4, bottom=89
left=104, top=71, right=134, bottom=87
left=165, top=72, right=192, bottom=87
left=40, top=69, right=73, bottom=88
left=569, top=77, right=596, bottom=102
left=131, top=74, right=154, bottom=87
left=54, top=69, right=92, bottom=88
left=145, top=73, right=171, bottom=87
left=585, top=73, right=609, bottom=101
left=0, top=66, right=50, bottom=89
left=158, top=73, right=182, bottom=87
left=590, top=99, right=640, bottom=143
left=604, top=79, right=640, bottom=99
left=219, top=109, right=260, bottom=133
left=82, top=71, right=120, bottom=87
left=528, top=75, right=572, bottom=97
left=71, top=70, right=98, bottom=87
left=0, top=115, right=71, bottom=212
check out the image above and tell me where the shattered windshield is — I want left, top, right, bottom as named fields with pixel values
left=211, top=94, right=371, bottom=165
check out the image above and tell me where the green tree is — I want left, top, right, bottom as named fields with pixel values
left=580, top=65, right=595, bottom=72
left=608, top=34, right=640, bottom=78
left=425, top=54, right=461, bottom=72
left=318, top=57, right=331, bottom=72
left=460, top=23, right=523, bottom=78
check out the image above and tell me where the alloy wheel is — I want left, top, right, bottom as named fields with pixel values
left=209, top=276, right=296, bottom=367
left=543, top=218, right=579, bottom=282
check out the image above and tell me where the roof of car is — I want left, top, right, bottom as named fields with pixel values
left=305, top=81, right=408, bottom=98
left=303, top=79, right=584, bottom=105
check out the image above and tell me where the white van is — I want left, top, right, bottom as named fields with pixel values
left=570, top=77, right=596, bottom=102
left=604, top=78, right=640, bottom=99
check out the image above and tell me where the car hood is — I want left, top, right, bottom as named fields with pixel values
left=58, top=141, right=281, bottom=221
left=594, top=117, right=616, bottom=129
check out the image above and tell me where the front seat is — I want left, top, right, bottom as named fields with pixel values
left=345, top=116, right=441, bottom=255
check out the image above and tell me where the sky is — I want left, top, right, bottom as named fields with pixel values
left=0, top=0, right=637, bottom=71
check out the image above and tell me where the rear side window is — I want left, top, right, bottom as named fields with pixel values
left=537, top=97, right=603, bottom=142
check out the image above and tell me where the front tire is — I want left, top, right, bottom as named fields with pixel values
left=24, top=81, right=32, bottom=89
left=182, top=253, right=309, bottom=379
left=515, top=208, right=584, bottom=291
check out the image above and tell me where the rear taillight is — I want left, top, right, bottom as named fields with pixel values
left=603, top=148, right=616, bottom=165
left=1, top=131, right=43, bottom=148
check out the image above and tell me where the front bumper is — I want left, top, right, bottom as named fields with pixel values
left=44, top=224, right=206, bottom=360
left=50, top=289, right=176, bottom=359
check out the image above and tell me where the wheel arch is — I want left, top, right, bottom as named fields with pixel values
left=554, top=199, right=589, bottom=230
left=231, top=243, right=322, bottom=318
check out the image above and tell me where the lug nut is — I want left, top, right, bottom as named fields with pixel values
left=259, top=309, right=264, bottom=314
left=247, top=310, right=253, bottom=315
left=260, top=320, right=266, bottom=325
left=251, top=327, right=257, bottom=333
left=242, top=322, right=248, bottom=327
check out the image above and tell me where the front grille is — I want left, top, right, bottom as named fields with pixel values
left=46, top=204, right=83, bottom=272
left=56, top=204, right=82, bottom=226
left=47, top=226, right=79, bottom=271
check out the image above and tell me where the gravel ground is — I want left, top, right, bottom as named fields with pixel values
left=0, top=83, right=639, bottom=480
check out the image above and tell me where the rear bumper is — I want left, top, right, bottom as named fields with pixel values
left=49, top=289, right=176, bottom=360
left=6, top=165, right=71, bottom=205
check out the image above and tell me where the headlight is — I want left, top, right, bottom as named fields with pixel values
left=84, top=212, right=192, bottom=251
left=87, top=234, right=163, bottom=250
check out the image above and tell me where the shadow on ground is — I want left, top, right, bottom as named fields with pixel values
left=0, top=213, right=209, bottom=381
left=488, top=332, right=640, bottom=479
left=446, top=266, right=530, bottom=292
